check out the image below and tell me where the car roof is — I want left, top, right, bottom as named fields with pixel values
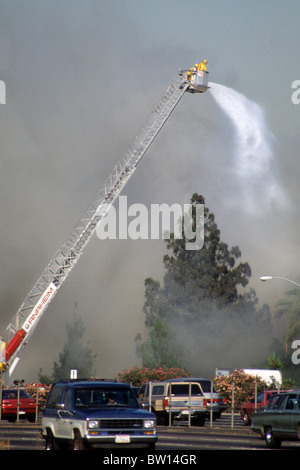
left=2, top=388, right=28, bottom=392
left=147, top=380, right=203, bottom=385
left=52, top=380, right=129, bottom=388
left=166, top=377, right=211, bottom=382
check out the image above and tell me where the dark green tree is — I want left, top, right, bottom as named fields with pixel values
left=39, top=314, right=96, bottom=382
left=136, top=194, right=271, bottom=372
left=163, top=194, right=252, bottom=316
left=135, top=279, right=180, bottom=368
left=276, top=286, right=300, bottom=353
left=272, top=284, right=300, bottom=385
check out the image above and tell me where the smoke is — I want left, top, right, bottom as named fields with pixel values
left=209, top=82, right=288, bottom=214
left=172, top=316, right=270, bottom=378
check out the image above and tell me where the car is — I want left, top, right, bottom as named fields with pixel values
left=1, top=388, right=36, bottom=422
left=251, top=390, right=300, bottom=448
left=240, top=390, right=280, bottom=425
left=168, top=377, right=222, bottom=419
left=41, top=380, right=157, bottom=450
left=141, top=380, right=206, bottom=426
left=131, top=386, right=140, bottom=398
left=218, top=396, right=228, bottom=414
left=137, top=384, right=146, bottom=400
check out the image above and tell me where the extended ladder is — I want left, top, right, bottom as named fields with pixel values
left=1, top=67, right=209, bottom=375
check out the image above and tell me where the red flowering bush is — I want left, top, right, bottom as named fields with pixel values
left=213, top=370, right=271, bottom=411
left=117, top=366, right=190, bottom=386
left=24, top=384, right=51, bottom=411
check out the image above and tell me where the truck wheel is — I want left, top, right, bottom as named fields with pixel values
left=45, top=430, right=59, bottom=450
left=72, top=430, right=86, bottom=450
left=243, top=411, right=250, bottom=426
left=297, top=423, right=300, bottom=440
left=265, top=427, right=281, bottom=448
left=192, top=416, right=205, bottom=427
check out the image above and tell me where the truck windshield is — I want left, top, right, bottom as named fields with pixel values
left=74, top=387, right=139, bottom=409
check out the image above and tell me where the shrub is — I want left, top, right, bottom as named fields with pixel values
left=117, top=366, right=190, bottom=386
left=213, top=370, right=271, bottom=411
left=24, top=384, right=51, bottom=411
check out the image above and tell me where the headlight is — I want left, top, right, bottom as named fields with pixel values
left=88, top=420, right=100, bottom=429
left=144, top=419, right=155, bottom=429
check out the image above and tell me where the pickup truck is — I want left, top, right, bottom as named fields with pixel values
left=141, top=381, right=206, bottom=426
left=251, top=391, right=300, bottom=448
left=169, top=377, right=222, bottom=419
left=42, top=380, right=157, bottom=450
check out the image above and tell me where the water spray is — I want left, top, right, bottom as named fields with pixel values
left=209, top=82, right=287, bottom=213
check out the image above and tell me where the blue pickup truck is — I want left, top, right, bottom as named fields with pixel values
left=42, top=379, right=157, bottom=450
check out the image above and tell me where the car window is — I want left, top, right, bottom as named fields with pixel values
left=2, top=390, right=31, bottom=399
left=199, top=381, right=216, bottom=393
left=46, top=385, right=64, bottom=408
left=74, top=387, right=139, bottom=409
left=170, top=384, right=202, bottom=396
left=64, top=388, right=72, bottom=410
left=285, top=394, right=297, bottom=410
left=273, top=395, right=288, bottom=410
left=267, top=394, right=280, bottom=409
left=145, top=385, right=165, bottom=397
left=256, top=393, right=265, bottom=403
left=151, top=386, right=165, bottom=396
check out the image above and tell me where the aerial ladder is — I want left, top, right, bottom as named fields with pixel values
left=0, top=63, right=209, bottom=376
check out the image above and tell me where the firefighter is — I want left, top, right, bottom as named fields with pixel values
left=187, top=66, right=195, bottom=81
left=196, top=60, right=207, bottom=71
left=188, top=60, right=207, bottom=80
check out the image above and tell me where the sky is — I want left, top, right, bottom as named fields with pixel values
left=0, top=0, right=300, bottom=382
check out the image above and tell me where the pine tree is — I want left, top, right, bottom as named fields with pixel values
left=51, top=314, right=96, bottom=381
left=136, top=193, right=271, bottom=371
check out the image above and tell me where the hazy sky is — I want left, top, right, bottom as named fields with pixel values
left=0, top=0, right=300, bottom=381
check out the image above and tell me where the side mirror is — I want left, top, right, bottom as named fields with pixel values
left=55, top=403, right=65, bottom=410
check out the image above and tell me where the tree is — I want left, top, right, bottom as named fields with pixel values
left=135, top=316, right=181, bottom=369
left=266, top=351, right=283, bottom=370
left=273, top=285, right=300, bottom=384
left=276, top=286, right=300, bottom=353
left=136, top=194, right=271, bottom=373
left=162, top=194, right=252, bottom=316
left=39, top=314, right=96, bottom=383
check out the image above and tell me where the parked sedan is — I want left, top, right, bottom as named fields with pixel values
left=1, top=388, right=37, bottom=422
left=218, top=396, right=228, bottom=414
left=251, top=391, right=300, bottom=448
